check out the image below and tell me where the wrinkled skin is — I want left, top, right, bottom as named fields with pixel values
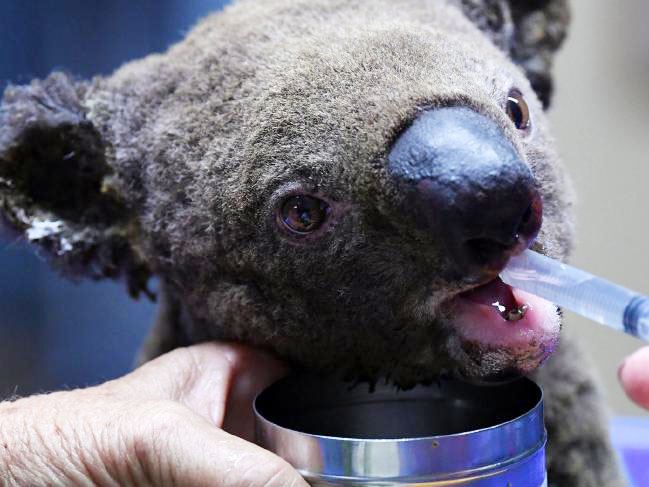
left=0, top=1, right=625, bottom=485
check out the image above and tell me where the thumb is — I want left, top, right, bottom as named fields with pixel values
left=114, top=342, right=289, bottom=432
left=618, top=346, right=649, bottom=410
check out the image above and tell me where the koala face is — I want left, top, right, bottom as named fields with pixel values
left=0, top=0, right=572, bottom=386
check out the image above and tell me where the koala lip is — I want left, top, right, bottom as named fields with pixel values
left=450, top=277, right=560, bottom=368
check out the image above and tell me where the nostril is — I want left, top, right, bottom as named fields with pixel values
left=464, top=194, right=542, bottom=270
left=515, top=194, right=543, bottom=244
left=465, top=238, right=515, bottom=270
left=521, top=204, right=533, bottom=226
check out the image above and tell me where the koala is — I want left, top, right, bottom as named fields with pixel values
left=0, top=0, right=626, bottom=485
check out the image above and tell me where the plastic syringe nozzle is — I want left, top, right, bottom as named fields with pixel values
left=500, top=250, right=649, bottom=342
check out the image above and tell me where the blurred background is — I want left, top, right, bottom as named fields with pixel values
left=0, top=0, right=647, bottom=427
left=550, top=0, right=649, bottom=418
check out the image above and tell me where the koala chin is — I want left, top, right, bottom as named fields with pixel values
left=0, top=1, right=625, bottom=486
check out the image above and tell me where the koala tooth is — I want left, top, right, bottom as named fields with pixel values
left=504, top=304, right=529, bottom=322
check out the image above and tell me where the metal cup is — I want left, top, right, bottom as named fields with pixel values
left=254, top=375, right=546, bottom=486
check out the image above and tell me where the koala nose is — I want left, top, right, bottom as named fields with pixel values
left=388, top=107, right=542, bottom=277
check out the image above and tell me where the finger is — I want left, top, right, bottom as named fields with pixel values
left=114, top=342, right=288, bottom=427
left=618, top=347, right=649, bottom=409
left=123, top=404, right=308, bottom=487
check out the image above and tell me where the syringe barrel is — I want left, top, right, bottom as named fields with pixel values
left=501, top=250, right=649, bottom=341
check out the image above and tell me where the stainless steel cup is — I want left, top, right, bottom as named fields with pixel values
left=254, top=375, right=546, bottom=486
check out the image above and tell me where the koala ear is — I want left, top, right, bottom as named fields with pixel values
left=460, top=0, right=570, bottom=108
left=0, top=72, right=151, bottom=298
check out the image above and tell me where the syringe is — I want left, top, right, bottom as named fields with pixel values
left=500, top=250, right=649, bottom=341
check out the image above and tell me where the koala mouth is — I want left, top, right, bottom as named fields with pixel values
left=449, top=277, right=560, bottom=374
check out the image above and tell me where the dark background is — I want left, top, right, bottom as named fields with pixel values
left=0, top=0, right=229, bottom=399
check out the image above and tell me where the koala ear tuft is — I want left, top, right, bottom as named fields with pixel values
left=0, top=72, right=152, bottom=298
left=460, top=0, right=570, bottom=108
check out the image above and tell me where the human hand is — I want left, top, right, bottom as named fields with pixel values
left=0, top=343, right=307, bottom=486
left=618, top=346, right=649, bottom=410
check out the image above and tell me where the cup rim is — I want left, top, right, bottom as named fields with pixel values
left=253, top=374, right=543, bottom=443
left=253, top=375, right=546, bottom=481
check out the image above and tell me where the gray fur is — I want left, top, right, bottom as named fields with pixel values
left=0, top=1, right=623, bottom=485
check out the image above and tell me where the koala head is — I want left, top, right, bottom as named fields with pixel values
left=0, top=0, right=573, bottom=386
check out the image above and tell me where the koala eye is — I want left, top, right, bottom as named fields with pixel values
left=506, top=90, right=531, bottom=131
left=280, top=195, right=330, bottom=234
